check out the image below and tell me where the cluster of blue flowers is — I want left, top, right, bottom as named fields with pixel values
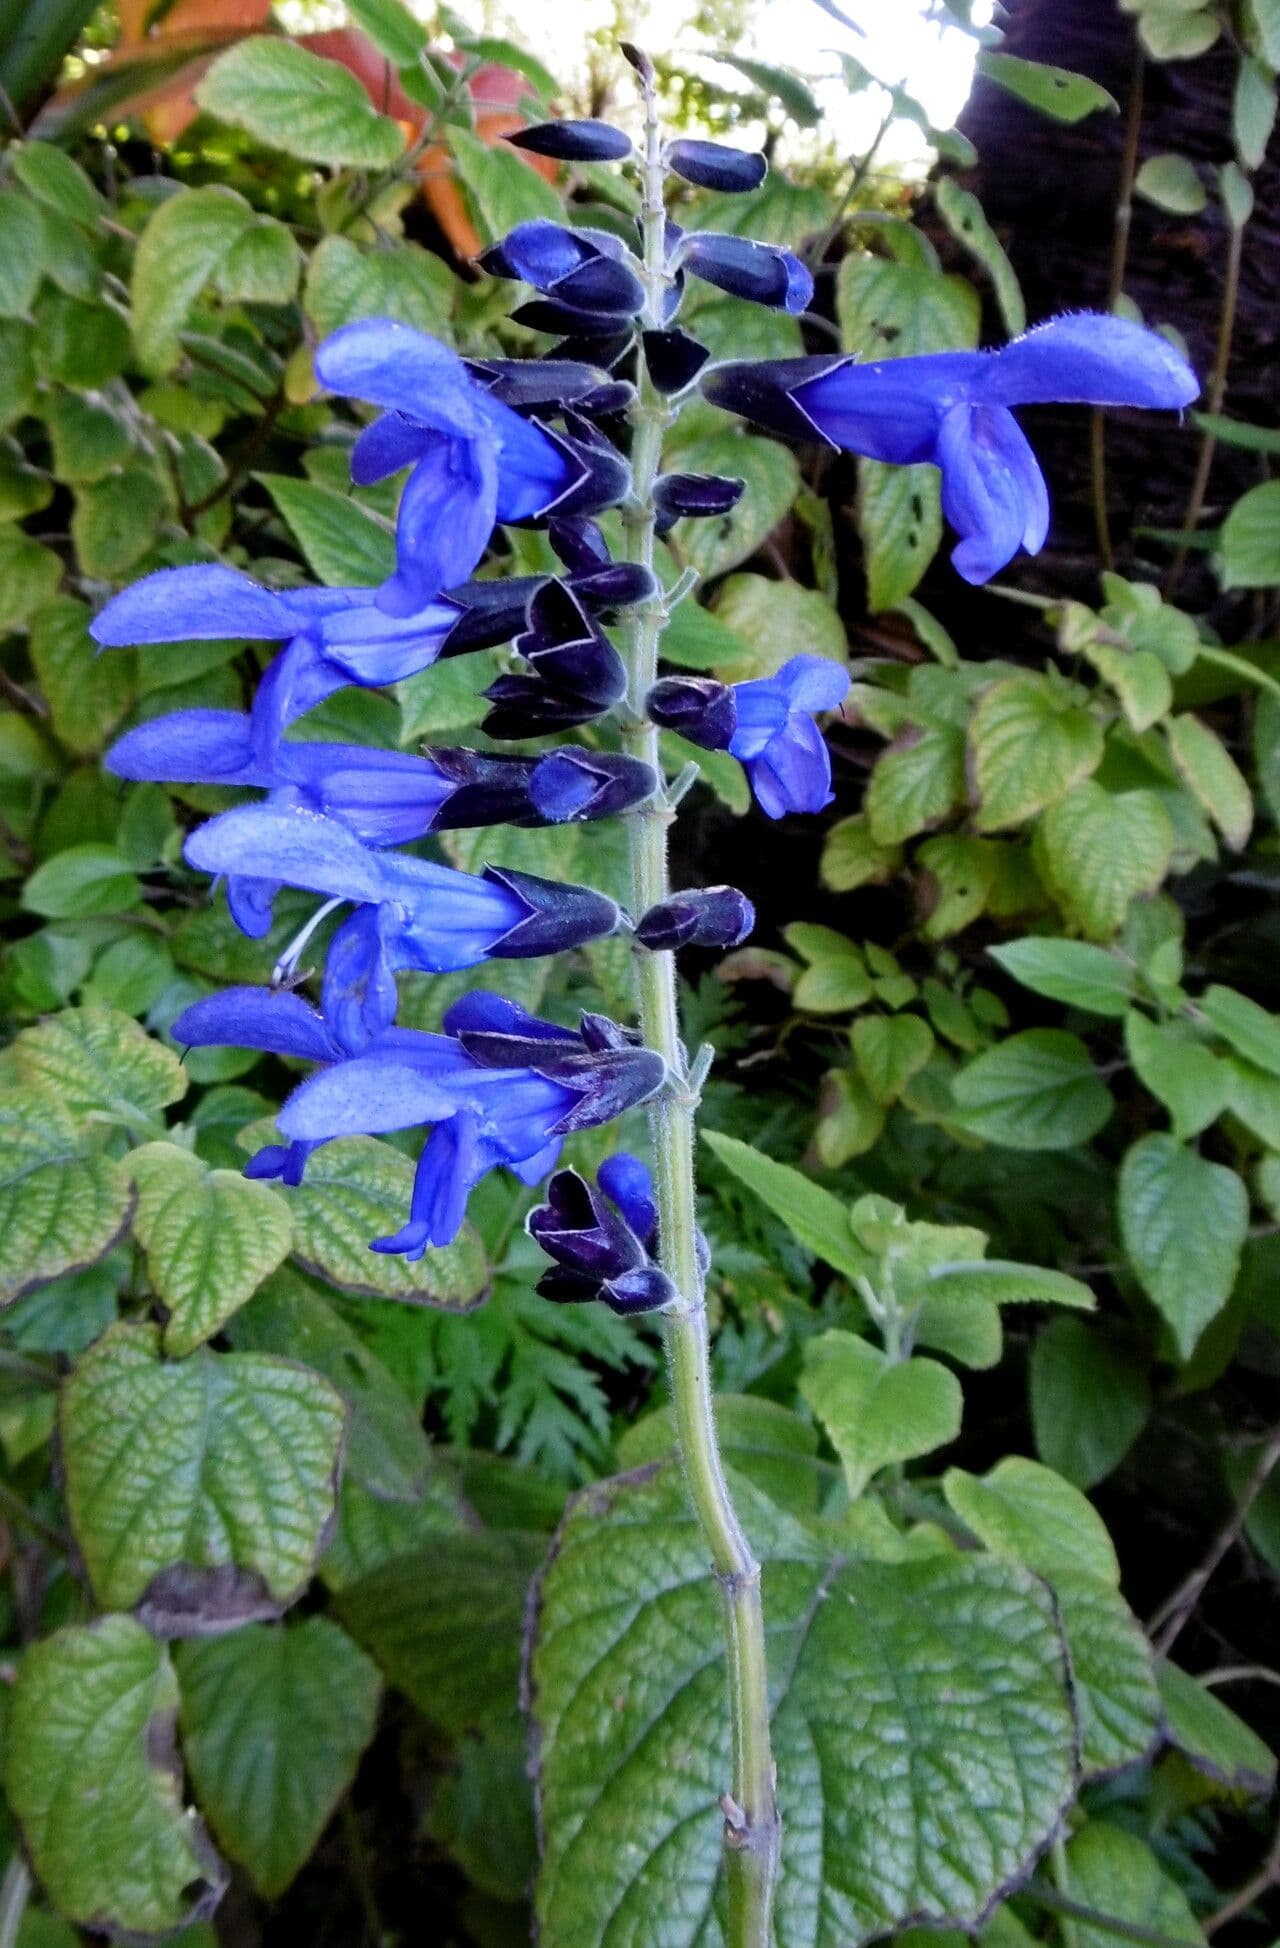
left=92, top=103, right=1196, bottom=1287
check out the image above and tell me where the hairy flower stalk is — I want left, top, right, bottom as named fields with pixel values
left=618, top=53, right=781, bottom=1945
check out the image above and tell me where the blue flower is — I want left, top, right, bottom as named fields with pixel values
left=728, top=656, right=850, bottom=819
left=271, top=994, right=665, bottom=1254
left=316, top=320, right=630, bottom=613
left=704, top=313, right=1199, bottom=583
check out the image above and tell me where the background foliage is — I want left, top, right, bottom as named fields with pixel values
left=0, top=0, right=1277, bottom=1943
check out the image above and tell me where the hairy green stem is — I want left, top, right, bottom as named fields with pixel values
left=616, top=59, right=779, bottom=1947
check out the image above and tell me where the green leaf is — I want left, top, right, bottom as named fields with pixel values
left=303, top=234, right=456, bottom=340
left=1135, top=152, right=1207, bottom=213
left=1158, top=1662, right=1277, bottom=1795
left=1200, top=982, right=1280, bottom=1075
left=531, top=1464, right=1077, bottom=1946
left=711, top=53, right=822, bottom=126
left=72, top=463, right=166, bottom=579
left=1081, top=636, right=1173, bottom=732
left=347, top=0, right=428, bottom=63
left=1031, top=1316, right=1151, bottom=1489
left=30, top=595, right=134, bottom=754
left=60, top=1321, right=345, bottom=1627
left=801, top=1330, right=962, bottom=1496
left=944, top=1455, right=1119, bottom=1583
left=337, top=1530, right=544, bottom=1732
left=1234, top=54, right=1277, bottom=167
left=257, top=473, right=396, bottom=587
left=1222, top=1053, right=1280, bottom=1146
left=1054, top=1571, right=1162, bottom=1778
left=0, top=1088, right=133, bottom=1305
left=815, top=1066, right=886, bottom=1166
left=710, top=573, right=847, bottom=679
left=783, top=923, right=872, bottom=1012
left=858, top=458, right=944, bottom=610
left=989, top=938, right=1134, bottom=1017
left=196, top=39, right=406, bottom=169
left=837, top=254, right=980, bottom=361
left=0, top=527, right=62, bottom=630
left=1125, top=1013, right=1229, bottom=1139
left=933, top=179, right=1025, bottom=334
left=11, top=142, right=105, bottom=224
left=131, top=185, right=254, bottom=374
left=821, top=813, right=903, bottom=891
left=851, top=1012, right=935, bottom=1104
left=11, top=1005, right=187, bottom=1131
left=1118, top=1135, right=1248, bottom=1358
left=447, top=124, right=562, bottom=245
left=969, top=675, right=1103, bottom=832
left=230, top=1272, right=433, bottom=1503
left=217, top=216, right=300, bottom=303
left=1037, top=784, right=1174, bottom=938
left=952, top=1029, right=1113, bottom=1150
left=702, top=1130, right=871, bottom=1284
left=921, top=1260, right=1095, bottom=1311
left=668, top=432, right=800, bottom=580
left=1219, top=478, right=1280, bottom=588
left=1063, top=1823, right=1203, bottom=1948
left=866, top=723, right=966, bottom=844
left=128, top=1142, right=292, bottom=1357
left=286, top=1135, right=489, bottom=1308
left=0, top=190, right=46, bottom=317
left=1164, top=713, right=1252, bottom=849
left=6, top=1617, right=225, bottom=1937
left=976, top=50, right=1118, bottom=120
left=45, top=389, right=133, bottom=483
left=1139, top=5, right=1221, bottom=60
left=618, top=1394, right=823, bottom=1515
left=176, top=1618, right=381, bottom=1898
left=21, top=842, right=140, bottom=919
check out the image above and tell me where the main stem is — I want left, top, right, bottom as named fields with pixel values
left=617, top=63, right=780, bottom=1948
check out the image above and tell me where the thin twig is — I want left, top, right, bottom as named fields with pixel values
left=1166, top=215, right=1246, bottom=594
left=0, top=1856, right=31, bottom=1948
left=1030, top=1882, right=1211, bottom=1948
left=1149, top=1427, right=1280, bottom=1654
left=1090, top=43, right=1144, bottom=572
left=1204, top=1819, right=1280, bottom=1936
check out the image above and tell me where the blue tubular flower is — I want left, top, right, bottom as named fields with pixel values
left=107, top=717, right=654, bottom=842
left=528, top=1161, right=676, bottom=1314
left=316, top=320, right=630, bottom=615
left=703, top=313, right=1199, bottom=583
left=483, top=581, right=628, bottom=739
left=274, top=995, right=665, bottom=1254
left=184, top=800, right=622, bottom=965
left=727, top=655, right=850, bottom=819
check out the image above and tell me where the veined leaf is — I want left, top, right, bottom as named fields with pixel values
left=60, top=1321, right=345, bottom=1630
left=11, top=1004, right=186, bottom=1133
left=257, top=473, right=396, bottom=587
left=702, top=1130, right=871, bottom=1284
left=0, top=1088, right=133, bottom=1305
left=196, top=39, right=406, bottom=169
left=952, top=1030, right=1113, bottom=1150
left=6, top=1617, right=226, bottom=1937
left=801, top=1329, right=962, bottom=1497
left=1118, top=1135, right=1248, bottom=1358
left=176, top=1618, right=381, bottom=1898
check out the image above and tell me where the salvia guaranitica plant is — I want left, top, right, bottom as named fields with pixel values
left=85, top=44, right=1201, bottom=1948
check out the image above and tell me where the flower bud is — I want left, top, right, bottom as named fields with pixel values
left=646, top=675, right=737, bottom=750
left=636, top=886, right=755, bottom=951
left=666, top=138, right=767, bottom=193
left=507, top=119, right=634, bottom=162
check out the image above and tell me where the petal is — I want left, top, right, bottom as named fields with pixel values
left=775, top=653, right=851, bottom=714
left=748, top=716, right=833, bottom=818
left=172, top=986, right=339, bottom=1061
left=597, top=1151, right=658, bottom=1244
left=975, top=406, right=1050, bottom=554
left=250, top=636, right=351, bottom=752
left=90, top=565, right=301, bottom=646
left=938, top=402, right=1031, bottom=584
left=185, top=802, right=392, bottom=904
left=373, top=1112, right=483, bottom=1254
left=350, top=411, right=433, bottom=485
left=278, top=1055, right=461, bottom=1141
left=982, top=313, right=1199, bottom=410
left=106, top=710, right=265, bottom=785
left=479, top=394, right=580, bottom=523
left=314, top=319, right=483, bottom=437
left=728, top=680, right=790, bottom=761
left=279, top=744, right=454, bottom=845
left=378, top=434, right=498, bottom=616
left=321, top=906, right=401, bottom=1052
left=317, top=600, right=454, bottom=687
left=793, top=351, right=987, bottom=464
